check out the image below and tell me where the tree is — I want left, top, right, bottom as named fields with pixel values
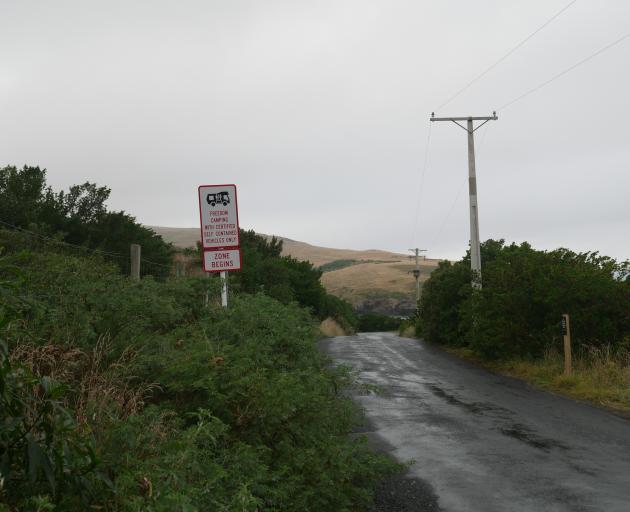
left=0, top=165, right=173, bottom=277
left=419, top=239, right=630, bottom=360
left=0, top=165, right=48, bottom=227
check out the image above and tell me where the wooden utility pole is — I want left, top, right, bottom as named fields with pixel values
left=409, top=248, right=427, bottom=304
left=130, top=244, right=141, bottom=280
left=430, top=112, right=498, bottom=289
left=562, top=313, right=572, bottom=376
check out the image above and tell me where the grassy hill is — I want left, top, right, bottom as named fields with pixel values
left=149, top=226, right=439, bottom=316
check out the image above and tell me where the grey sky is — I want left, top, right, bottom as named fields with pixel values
left=1, top=1, right=629, bottom=261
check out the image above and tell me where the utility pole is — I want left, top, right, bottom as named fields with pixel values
left=430, top=112, right=497, bottom=289
left=409, top=248, right=427, bottom=304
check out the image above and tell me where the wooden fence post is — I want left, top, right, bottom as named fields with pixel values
left=130, top=244, right=141, bottom=280
left=562, top=313, right=572, bottom=376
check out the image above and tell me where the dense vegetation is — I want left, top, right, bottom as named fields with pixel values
left=0, top=165, right=174, bottom=277
left=417, top=239, right=630, bottom=360
left=319, top=259, right=359, bottom=273
left=0, top=166, right=393, bottom=510
left=1, top=165, right=357, bottom=330
left=199, top=230, right=358, bottom=332
left=357, top=314, right=402, bottom=333
left=0, top=229, right=398, bottom=510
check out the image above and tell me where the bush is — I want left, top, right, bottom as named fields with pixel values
left=228, top=230, right=358, bottom=329
left=1, top=243, right=398, bottom=510
left=357, top=314, right=402, bottom=332
left=0, top=260, right=105, bottom=510
left=0, top=165, right=173, bottom=277
left=419, top=240, right=630, bottom=360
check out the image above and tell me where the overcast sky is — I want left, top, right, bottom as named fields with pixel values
left=1, top=1, right=629, bottom=260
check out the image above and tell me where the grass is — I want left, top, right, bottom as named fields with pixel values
left=447, top=345, right=630, bottom=414
left=151, top=226, right=441, bottom=305
left=320, top=317, right=348, bottom=337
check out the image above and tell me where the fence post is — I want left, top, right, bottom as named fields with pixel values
left=562, top=313, right=572, bottom=376
left=175, top=261, right=186, bottom=277
left=130, top=244, right=141, bottom=280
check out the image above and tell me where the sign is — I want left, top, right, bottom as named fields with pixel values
left=203, top=249, right=242, bottom=273
left=561, top=315, right=568, bottom=336
left=198, top=184, right=240, bottom=250
left=198, top=184, right=242, bottom=276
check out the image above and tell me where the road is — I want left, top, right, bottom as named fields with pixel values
left=320, top=333, right=630, bottom=512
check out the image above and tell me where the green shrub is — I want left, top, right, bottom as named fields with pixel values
left=230, top=230, right=358, bottom=329
left=0, top=337, right=104, bottom=510
left=357, top=314, right=402, bottom=332
left=125, top=294, right=396, bottom=510
left=1, top=244, right=398, bottom=510
left=319, top=259, right=358, bottom=272
left=0, top=165, right=173, bottom=277
left=419, top=240, right=630, bottom=360
left=0, top=262, right=106, bottom=510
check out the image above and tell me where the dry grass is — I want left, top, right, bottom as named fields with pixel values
left=10, top=336, right=158, bottom=424
left=449, top=345, right=630, bottom=414
left=399, top=325, right=416, bottom=338
left=151, top=225, right=441, bottom=305
left=321, top=261, right=435, bottom=304
left=319, top=318, right=347, bottom=337
left=149, top=225, right=415, bottom=265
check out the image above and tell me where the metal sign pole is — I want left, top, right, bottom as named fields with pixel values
left=220, top=271, right=228, bottom=307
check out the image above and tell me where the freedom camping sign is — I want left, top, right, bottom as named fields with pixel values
left=198, top=184, right=242, bottom=272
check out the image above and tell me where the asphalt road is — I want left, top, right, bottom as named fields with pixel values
left=320, top=333, right=630, bottom=512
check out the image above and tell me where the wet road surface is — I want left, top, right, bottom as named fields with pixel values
left=320, top=333, right=630, bottom=512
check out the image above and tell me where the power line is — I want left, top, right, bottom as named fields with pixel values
left=412, top=122, right=432, bottom=244
left=140, top=257, right=172, bottom=269
left=499, top=29, right=630, bottom=111
left=438, top=0, right=578, bottom=110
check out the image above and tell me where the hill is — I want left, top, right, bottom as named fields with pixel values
left=149, top=226, right=439, bottom=316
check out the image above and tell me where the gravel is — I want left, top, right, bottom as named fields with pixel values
left=372, top=471, right=442, bottom=512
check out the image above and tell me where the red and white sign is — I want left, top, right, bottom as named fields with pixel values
left=198, top=184, right=240, bottom=250
left=203, top=249, right=242, bottom=273
left=198, top=184, right=242, bottom=273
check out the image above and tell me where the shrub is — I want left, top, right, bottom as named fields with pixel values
left=357, top=314, right=402, bottom=332
left=1, top=243, right=398, bottom=510
left=419, top=240, right=630, bottom=360
left=0, top=165, right=173, bottom=277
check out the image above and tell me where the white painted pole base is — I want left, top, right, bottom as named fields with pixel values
left=220, top=271, right=228, bottom=307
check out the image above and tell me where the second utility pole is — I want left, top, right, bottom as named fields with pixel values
left=409, top=248, right=427, bottom=304
left=430, top=112, right=497, bottom=289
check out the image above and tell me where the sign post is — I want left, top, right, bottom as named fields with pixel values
left=198, top=184, right=241, bottom=307
left=561, top=313, right=572, bottom=376
left=220, top=271, right=228, bottom=307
